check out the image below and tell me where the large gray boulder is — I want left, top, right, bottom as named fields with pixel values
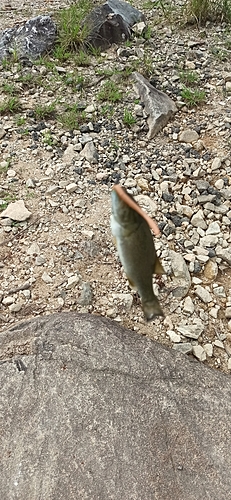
left=0, top=16, right=57, bottom=62
left=1, top=312, right=231, bottom=499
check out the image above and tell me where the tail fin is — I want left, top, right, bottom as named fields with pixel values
left=142, top=296, right=164, bottom=321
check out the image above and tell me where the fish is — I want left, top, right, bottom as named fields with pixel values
left=111, top=187, right=164, bottom=321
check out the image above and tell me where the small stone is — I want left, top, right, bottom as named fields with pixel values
left=46, top=184, right=59, bottom=196
left=191, top=210, right=207, bottom=230
left=214, top=179, right=224, bottom=190
left=0, top=200, right=31, bottom=222
left=204, top=343, right=213, bottom=357
left=35, top=255, right=46, bottom=266
left=2, top=296, right=14, bottom=306
left=183, top=296, right=194, bottom=314
left=225, top=307, right=231, bottom=319
left=78, top=282, right=93, bottom=306
left=176, top=322, right=204, bottom=339
left=66, top=183, right=78, bottom=193
left=179, top=129, right=199, bottom=143
left=226, top=81, right=231, bottom=92
left=112, top=293, right=133, bottom=310
left=26, top=178, right=36, bottom=188
left=80, top=141, right=99, bottom=163
left=66, top=275, right=80, bottom=289
left=200, top=235, right=218, bottom=248
left=203, top=260, right=218, bottom=280
left=9, top=301, right=23, bottom=313
left=172, top=343, right=193, bottom=354
left=27, top=242, right=40, bottom=256
left=194, top=285, right=213, bottom=303
left=214, top=339, right=224, bottom=349
left=82, top=230, right=94, bottom=240
left=213, top=286, right=226, bottom=298
left=209, top=307, right=220, bottom=319
left=41, top=271, right=53, bottom=284
left=137, top=178, right=149, bottom=191
left=216, top=246, right=231, bottom=266
left=228, top=358, right=231, bottom=370
left=211, top=157, right=221, bottom=171
left=206, top=222, right=220, bottom=235
left=124, top=178, right=137, bottom=188
left=192, top=345, right=206, bottom=362
left=166, top=330, right=181, bottom=343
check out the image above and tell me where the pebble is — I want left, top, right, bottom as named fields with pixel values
left=214, top=339, right=224, bottom=349
left=228, top=358, right=231, bottom=370
left=176, top=322, right=204, bottom=339
left=179, top=129, right=199, bottom=143
left=78, top=282, right=93, bottom=306
left=183, top=296, right=195, bottom=314
left=191, top=210, right=207, bottom=230
left=204, top=343, right=213, bottom=357
left=66, top=183, right=78, bottom=193
left=66, top=275, right=80, bottom=289
left=211, top=157, right=222, bottom=171
left=173, top=343, right=193, bottom=354
left=41, top=271, right=53, bottom=284
left=192, top=345, right=206, bottom=362
left=9, top=301, right=23, bottom=313
left=203, top=260, right=218, bottom=280
left=166, top=330, right=181, bottom=343
left=225, top=308, right=231, bottom=319
left=194, top=285, right=213, bottom=303
left=0, top=200, right=31, bottom=221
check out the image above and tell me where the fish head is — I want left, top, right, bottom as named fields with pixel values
left=111, top=188, right=140, bottom=227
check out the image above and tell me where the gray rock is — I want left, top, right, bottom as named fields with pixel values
left=0, top=16, right=56, bottom=62
left=194, top=285, right=213, bottom=303
left=179, top=129, right=199, bottom=143
left=176, top=321, right=204, bottom=339
left=191, top=209, right=207, bottom=230
left=200, top=235, right=218, bottom=248
left=80, top=141, right=99, bottom=163
left=78, top=282, right=93, bottom=306
left=85, top=0, right=144, bottom=49
left=172, top=342, right=193, bottom=354
left=206, top=222, right=220, bottom=235
left=216, top=246, right=231, bottom=266
left=192, top=345, right=206, bottom=362
left=211, top=157, right=221, bottom=171
left=132, top=72, right=177, bottom=138
left=169, top=250, right=191, bottom=298
left=1, top=313, right=231, bottom=499
left=183, top=296, right=195, bottom=314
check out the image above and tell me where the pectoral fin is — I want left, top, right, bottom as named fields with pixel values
left=154, top=258, right=165, bottom=275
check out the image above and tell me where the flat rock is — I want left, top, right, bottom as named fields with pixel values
left=0, top=200, right=31, bottom=221
left=0, top=16, right=56, bottom=62
left=132, top=72, right=177, bottom=138
left=1, top=313, right=231, bottom=499
left=179, top=129, right=199, bottom=143
left=216, top=246, right=231, bottom=266
left=194, top=285, right=213, bottom=303
left=80, top=141, right=99, bottom=163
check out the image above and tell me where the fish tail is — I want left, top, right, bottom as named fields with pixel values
left=142, top=296, right=164, bottom=321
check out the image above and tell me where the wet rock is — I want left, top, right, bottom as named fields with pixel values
left=0, top=16, right=56, bottom=62
left=132, top=72, right=177, bottom=138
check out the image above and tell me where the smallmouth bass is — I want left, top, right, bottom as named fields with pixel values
left=111, top=187, right=164, bottom=320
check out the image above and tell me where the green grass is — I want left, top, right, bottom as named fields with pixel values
left=58, top=104, right=86, bottom=130
left=123, top=108, right=136, bottom=127
left=185, top=0, right=231, bottom=24
left=0, top=193, right=16, bottom=211
left=15, top=115, right=26, bottom=126
left=97, top=81, right=123, bottom=102
left=0, top=97, right=21, bottom=114
left=179, top=70, right=199, bottom=85
left=2, top=83, right=16, bottom=95
left=55, top=0, right=93, bottom=53
left=34, top=101, right=57, bottom=120
left=181, top=86, right=206, bottom=107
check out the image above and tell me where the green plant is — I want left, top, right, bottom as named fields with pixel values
left=42, top=131, right=54, bottom=146
left=15, top=115, right=26, bottom=126
left=123, top=108, right=136, bottom=126
left=2, top=83, right=16, bottom=95
left=55, top=0, right=93, bottom=52
left=0, top=193, right=15, bottom=211
left=34, top=101, right=57, bottom=120
left=52, top=45, right=72, bottom=62
left=74, top=49, right=91, bottom=66
left=0, top=97, right=21, bottom=114
left=100, top=104, right=115, bottom=118
left=179, top=70, right=199, bottom=85
left=185, top=0, right=231, bottom=24
left=181, top=85, right=206, bottom=107
left=58, top=104, right=86, bottom=130
left=97, top=81, right=123, bottom=102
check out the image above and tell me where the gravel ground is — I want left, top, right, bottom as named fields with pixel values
left=1, top=1, right=231, bottom=373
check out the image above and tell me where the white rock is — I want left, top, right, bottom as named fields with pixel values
left=225, top=307, right=231, bottom=319
left=82, top=230, right=94, bottom=240
left=206, top=222, right=220, bottom=235
left=214, top=339, right=224, bottom=349
left=204, top=343, right=213, bottom=357
left=124, top=178, right=137, bottom=188
left=216, top=246, right=231, bottom=265
left=209, top=307, right=220, bottom=319
left=228, top=358, right=231, bottom=370
left=166, top=330, right=181, bottom=343
left=66, top=275, right=80, bottom=289
left=0, top=200, right=31, bottom=221
left=41, top=272, right=53, bottom=284
left=211, top=157, right=221, bottom=171
left=194, top=285, right=213, bottom=303
left=191, top=209, right=207, bottom=230
left=9, top=301, right=23, bottom=313
left=214, top=179, right=224, bottom=190
left=183, top=296, right=195, bottom=314
left=176, top=321, right=204, bottom=339
left=192, top=345, right=206, bottom=362
left=46, top=184, right=59, bottom=196
left=80, top=142, right=99, bottom=163
left=213, top=286, right=226, bottom=298
left=135, top=195, right=157, bottom=217
left=27, top=242, right=40, bottom=256
left=66, top=183, right=78, bottom=193
left=2, top=296, right=14, bottom=306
